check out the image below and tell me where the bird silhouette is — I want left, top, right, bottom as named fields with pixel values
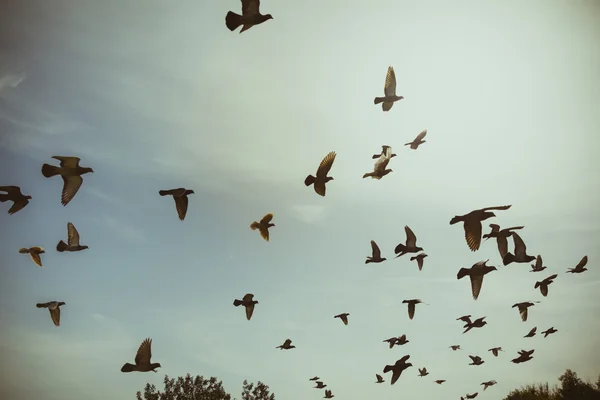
left=225, top=0, right=273, bottom=33
left=363, top=145, right=393, bottom=179
left=334, top=313, right=349, bottom=325
left=410, top=253, right=428, bottom=271
left=482, top=224, right=524, bottom=259
left=36, top=301, right=65, bottom=326
left=481, top=380, right=497, bottom=390
left=305, top=151, right=336, bottom=197
left=512, top=349, right=534, bottom=364
left=463, top=316, right=487, bottom=334
left=19, top=246, right=45, bottom=267
left=56, top=222, right=89, bottom=252
left=450, top=205, right=512, bottom=251
left=418, top=367, right=429, bottom=377
left=403, top=299, right=425, bottom=320
left=0, top=186, right=31, bottom=214
left=404, top=130, right=427, bottom=149
left=469, top=355, right=484, bottom=366
left=233, top=293, right=258, bottom=320
left=450, top=345, right=461, bottom=351
left=314, top=381, right=327, bottom=389
left=541, top=327, right=558, bottom=338
left=567, top=255, right=588, bottom=273
left=41, top=156, right=94, bottom=206
left=276, top=338, right=295, bottom=350
left=512, top=301, right=539, bottom=322
left=121, top=338, right=162, bottom=373
left=159, top=188, right=194, bottom=221
left=434, top=379, right=446, bottom=384
left=488, top=347, right=503, bottom=357
left=373, top=66, right=404, bottom=111
left=457, top=259, right=497, bottom=300
left=372, top=145, right=397, bottom=159
left=365, top=240, right=386, bottom=264
left=394, top=226, right=424, bottom=258
left=524, top=327, right=537, bottom=338
left=323, top=389, right=334, bottom=398
left=250, top=213, right=275, bottom=242
left=382, top=355, right=413, bottom=385
left=534, top=274, right=558, bottom=297
left=375, top=374, right=384, bottom=383
left=503, top=232, right=536, bottom=265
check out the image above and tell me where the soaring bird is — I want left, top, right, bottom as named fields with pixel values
left=394, top=226, right=424, bottom=258
left=305, top=151, right=336, bottom=197
left=405, top=130, right=427, bottom=150
left=541, top=327, right=558, bottom=338
left=366, top=240, right=386, bottom=264
left=373, top=66, right=404, bottom=111
left=482, top=224, right=524, bottom=259
left=41, top=156, right=94, bottom=206
left=375, top=374, right=385, bottom=383
left=19, top=246, right=45, bottom=267
left=159, top=188, right=194, bottom=221
left=465, top=393, right=479, bottom=399
left=233, top=293, right=259, bottom=320
left=410, top=253, right=428, bottom=271
left=488, top=347, right=503, bottom=357
left=457, top=260, right=497, bottom=300
left=0, top=186, right=32, bottom=215
left=382, top=355, right=413, bottom=385
left=524, top=327, right=537, bottom=338
left=511, top=349, right=534, bottom=364
left=463, top=317, right=487, bottom=334
left=309, top=377, right=320, bottom=381
left=567, top=255, right=588, bottom=274
left=450, top=345, right=461, bottom=351
left=121, top=338, right=162, bottom=373
left=450, top=205, right=512, bottom=251
left=503, top=232, right=536, bottom=265
left=276, top=339, right=295, bottom=350
left=481, top=380, right=497, bottom=390
left=323, top=389, right=334, bottom=398
left=36, top=301, right=65, bottom=326
left=469, top=355, right=484, bottom=366
left=530, top=255, right=547, bottom=272
left=512, top=301, right=539, bottom=322
left=225, top=0, right=273, bottom=33
left=402, top=299, right=425, bottom=320
left=250, top=213, right=275, bottom=242
left=314, top=381, right=327, bottom=389
left=372, top=145, right=397, bottom=159
left=363, top=145, right=393, bottom=180
left=418, top=367, right=429, bottom=377
left=56, top=222, right=89, bottom=252
left=534, top=274, right=558, bottom=297
left=334, top=313, right=350, bottom=325
left=434, top=380, right=446, bottom=384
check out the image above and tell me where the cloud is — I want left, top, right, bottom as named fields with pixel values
left=291, top=205, right=326, bottom=225
left=102, top=216, right=145, bottom=243
left=0, top=72, right=25, bottom=93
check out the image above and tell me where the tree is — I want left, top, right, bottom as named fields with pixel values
left=241, top=380, right=275, bottom=400
left=503, top=369, right=600, bottom=400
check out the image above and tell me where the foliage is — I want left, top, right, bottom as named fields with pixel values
left=241, top=380, right=275, bottom=400
left=504, top=369, right=600, bottom=400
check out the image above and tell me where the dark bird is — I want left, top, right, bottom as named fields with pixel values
left=314, top=381, right=327, bottom=389
left=410, top=253, right=428, bottom=271
left=457, top=259, right=497, bottom=300
left=456, top=315, right=472, bottom=324
left=396, top=334, right=409, bottom=345
left=233, top=293, right=258, bottom=320
left=567, top=255, right=588, bottom=273
left=488, top=347, right=503, bottom=357
left=121, top=338, right=162, bottom=373
left=276, top=338, right=295, bottom=350
left=305, top=151, right=336, bottom=197
left=524, top=327, right=537, bottom=338
left=434, top=380, right=446, bottom=384
left=405, top=130, right=427, bottom=150
left=56, top=222, right=89, bottom=252
left=534, top=274, right=558, bottom=297
left=375, top=374, right=384, bottom=383
left=418, top=367, right=429, bottom=377
left=19, top=246, right=45, bottom=267
left=41, top=156, right=94, bottom=206
left=373, top=66, right=404, bottom=111
left=225, top=0, right=273, bottom=33
left=466, top=393, right=479, bottom=399
left=36, top=301, right=65, bottom=326
left=323, top=389, right=334, bottom=399
left=482, top=224, right=524, bottom=259
left=309, top=377, right=320, bottom=381
left=503, top=232, right=536, bottom=265
left=394, top=226, right=424, bottom=258
left=450, top=345, right=461, bottom=351
left=383, top=337, right=399, bottom=349
left=403, top=299, right=425, bottom=320
left=159, top=188, right=194, bottom=221
left=372, top=145, right=397, bottom=159
left=363, top=145, right=394, bottom=180
left=250, top=213, right=275, bottom=242
left=463, top=316, right=487, bottom=334
left=469, top=355, right=484, bottom=366
left=541, top=327, right=558, bottom=338
left=334, top=313, right=349, bottom=325
left=450, top=205, right=512, bottom=251
left=481, top=380, right=497, bottom=390
left=366, top=240, right=386, bottom=264
left=512, top=349, right=534, bottom=364
left=530, top=255, right=547, bottom=272
left=382, top=355, right=413, bottom=385
left=512, top=301, right=539, bottom=322
left=0, top=186, right=31, bottom=214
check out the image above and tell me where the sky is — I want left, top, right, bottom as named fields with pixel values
left=1, top=0, right=599, bottom=399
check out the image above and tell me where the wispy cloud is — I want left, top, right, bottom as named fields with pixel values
left=0, top=72, right=25, bottom=93
left=102, top=216, right=145, bottom=243
left=291, top=205, right=327, bottom=225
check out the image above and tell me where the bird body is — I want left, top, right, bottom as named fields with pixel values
left=366, top=240, right=386, bottom=264
left=121, top=338, right=161, bottom=372
left=418, top=367, right=429, bottom=377
left=530, top=255, right=547, bottom=272
left=541, top=327, right=558, bottom=338
left=463, top=316, right=487, bottom=334
left=450, top=205, right=512, bottom=251
left=503, top=232, right=535, bottom=265
left=363, top=145, right=393, bottom=179
left=250, top=213, right=275, bottom=242
left=567, top=255, right=588, bottom=273
left=323, top=389, right=334, bottom=398
left=534, top=274, right=558, bottom=297
left=512, top=301, right=538, bottom=322
left=41, top=156, right=93, bottom=206
left=0, top=186, right=32, bottom=214
left=233, top=293, right=258, bottom=320
left=450, top=345, right=461, bottom=351
left=57, top=222, right=89, bottom=252
left=19, top=246, right=45, bottom=267
left=276, top=338, right=295, bottom=350
left=512, top=349, right=534, bottom=363
left=36, top=301, right=65, bottom=326
left=382, top=355, right=413, bottom=385
left=159, top=188, right=194, bottom=221
left=481, top=380, right=497, bottom=390
left=469, top=355, right=484, bottom=366
left=488, top=347, right=503, bottom=357
left=395, top=334, right=409, bottom=345
left=456, top=260, right=497, bottom=300
left=314, top=381, right=327, bottom=389
left=404, top=130, right=427, bottom=150
left=305, top=151, right=336, bottom=196
left=372, top=145, right=397, bottom=159
left=225, top=0, right=273, bottom=33
left=435, top=379, right=446, bottom=384
left=373, top=66, right=404, bottom=111
left=410, top=253, right=428, bottom=271
left=394, top=226, right=423, bottom=258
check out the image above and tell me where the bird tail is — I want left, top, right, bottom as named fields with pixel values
left=19, top=248, right=30, bottom=254
left=362, top=173, right=373, bottom=179
left=120, top=363, right=135, bottom=373
left=250, top=222, right=259, bottom=231
left=225, top=11, right=243, bottom=31
left=304, top=175, right=315, bottom=186
left=404, top=142, right=412, bottom=146
left=502, top=252, right=514, bottom=266
left=36, top=303, right=46, bottom=308
left=0, top=193, right=8, bottom=202
left=56, top=240, right=68, bottom=252
left=394, top=244, right=406, bottom=257
left=382, top=365, right=393, bottom=373
left=365, top=258, right=372, bottom=264
left=41, top=163, right=60, bottom=178
left=233, top=299, right=243, bottom=307
left=410, top=255, right=417, bottom=261
left=449, top=216, right=462, bottom=225
left=456, top=268, right=469, bottom=280
left=374, top=97, right=385, bottom=105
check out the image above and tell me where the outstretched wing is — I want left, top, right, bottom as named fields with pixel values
left=135, top=338, right=152, bottom=365
left=67, top=222, right=81, bottom=246
left=260, top=213, right=274, bottom=225
left=173, top=195, right=189, bottom=221
left=464, top=219, right=482, bottom=251
left=405, top=226, right=417, bottom=247
left=241, top=0, right=260, bottom=16
left=370, top=240, right=381, bottom=258
left=242, top=293, right=254, bottom=302
left=414, top=130, right=427, bottom=142
left=481, top=205, right=512, bottom=212
left=512, top=232, right=528, bottom=256
left=316, top=151, right=336, bottom=179
left=383, top=66, right=397, bottom=97
left=61, top=175, right=83, bottom=206
left=52, top=156, right=81, bottom=168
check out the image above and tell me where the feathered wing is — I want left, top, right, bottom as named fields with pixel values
left=370, top=240, right=381, bottom=259
left=481, top=205, right=512, bottom=212
left=61, top=175, right=83, bottom=206
left=408, top=303, right=415, bottom=320
left=49, top=306, right=61, bottom=326
left=241, top=0, right=260, bottom=16
left=463, top=219, right=482, bottom=251
left=534, top=255, right=542, bottom=268
left=575, top=255, right=588, bottom=270
left=417, top=257, right=424, bottom=271
left=242, top=293, right=254, bottom=302
left=316, top=151, right=336, bottom=179
left=414, top=130, right=427, bottom=142
left=173, top=195, right=189, bottom=221
left=470, top=275, right=484, bottom=300
left=30, top=251, right=43, bottom=267
left=497, top=236, right=509, bottom=259
left=260, top=213, right=274, bottom=225
left=405, top=226, right=417, bottom=247
left=512, top=233, right=528, bottom=257
left=520, top=306, right=528, bottom=322
left=382, top=101, right=394, bottom=112
left=384, top=66, right=397, bottom=97
left=8, top=198, right=29, bottom=214
left=135, top=338, right=153, bottom=366
left=67, top=222, right=81, bottom=246
left=53, top=156, right=81, bottom=168
left=245, top=303, right=255, bottom=320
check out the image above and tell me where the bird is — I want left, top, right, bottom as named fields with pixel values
left=19, top=246, right=45, bottom=267
left=418, top=367, right=429, bottom=377
left=250, top=213, right=275, bottom=242
left=158, top=188, right=194, bottom=221
left=305, top=151, right=336, bottom=197
left=512, top=349, right=534, bottom=364
left=456, top=315, right=472, bottom=324
left=524, top=327, right=537, bottom=338
left=276, top=339, right=295, bottom=350
left=434, top=380, right=446, bottom=384
left=36, top=301, right=65, bottom=326
left=121, top=338, right=162, bottom=373
left=488, top=347, right=503, bottom=357
left=403, top=299, right=425, bottom=320
left=225, top=0, right=273, bottom=33
left=541, top=327, right=558, bottom=338
left=363, top=145, right=393, bottom=179
left=233, top=293, right=259, bottom=320
left=463, top=317, right=487, bottom=334
left=309, top=377, right=320, bottom=381
left=396, top=334, right=409, bottom=345
left=41, top=156, right=94, bottom=206
left=450, top=205, right=512, bottom=251
left=534, top=274, right=558, bottom=297
left=56, top=222, right=89, bottom=252
left=372, top=145, right=397, bottom=159
left=375, top=374, right=384, bottom=383
left=482, top=224, right=524, bottom=259
left=373, top=66, right=404, bottom=111
left=334, top=313, right=349, bottom=325
left=450, top=345, right=461, bottom=351
left=405, top=130, right=427, bottom=150
left=466, top=393, right=479, bottom=399
left=382, top=355, right=413, bottom=385
left=383, top=337, right=400, bottom=349
left=567, top=255, right=588, bottom=273
left=323, top=389, right=334, bottom=399
left=410, top=253, right=428, bottom=271
left=530, top=255, right=547, bottom=272
left=481, top=380, right=497, bottom=390
left=394, top=226, right=424, bottom=258
left=469, top=355, right=484, bottom=366
left=366, top=240, right=386, bottom=264
left=0, top=186, right=32, bottom=215
left=503, top=232, right=536, bottom=265
left=512, top=301, right=539, bottom=322
left=314, top=381, right=327, bottom=389
left=457, top=259, right=498, bottom=300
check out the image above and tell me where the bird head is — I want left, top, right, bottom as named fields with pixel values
left=85, top=167, right=95, bottom=173
left=82, top=245, right=90, bottom=250
left=268, top=223, right=275, bottom=227
left=26, top=195, right=33, bottom=200
left=265, top=14, right=274, bottom=20
left=406, top=362, right=413, bottom=368
left=326, top=177, right=334, bottom=182
left=415, top=246, right=423, bottom=252
left=482, top=211, right=496, bottom=219
left=151, top=363, right=162, bottom=371
left=481, top=321, right=488, bottom=326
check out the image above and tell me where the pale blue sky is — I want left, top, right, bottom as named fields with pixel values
left=1, top=0, right=599, bottom=399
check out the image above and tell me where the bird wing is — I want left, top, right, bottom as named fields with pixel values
left=283, top=339, right=292, bottom=346
left=67, top=222, right=81, bottom=246
left=382, top=101, right=394, bottom=112
left=488, top=223, right=500, bottom=232
left=408, top=302, right=415, bottom=320
left=373, top=152, right=391, bottom=173
left=135, top=338, right=153, bottom=365
left=370, top=240, right=381, bottom=259
left=173, top=195, right=189, bottom=221
left=496, top=236, right=509, bottom=259
left=376, top=374, right=383, bottom=381
left=49, top=306, right=61, bottom=326
left=30, top=252, right=43, bottom=267
left=512, top=232, right=527, bottom=256
left=260, top=213, right=274, bottom=225
left=414, top=130, right=427, bottom=142
left=8, top=198, right=29, bottom=214
left=399, top=355, right=411, bottom=363
left=243, top=293, right=254, bottom=302
left=60, top=175, right=83, bottom=206
left=405, top=226, right=417, bottom=247
left=469, top=275, right=484, bottom=300
left=463, top=219, right=482, bottom=251
left=316, top=151, right=336, bottom=179
left=241, top=0, right=260, bottom=16
left=520, top=306, right=528, bottom=322
left=245, top=303, right=255, bottom=320
left=481, top=205, right=512, bottom=212
left=53, top=156, right=81, bottom=168
left=417, top=256, right=424, bottom=271
left=575, top=255, right=588, bottom=270
left=340, top=315, right=348, bottom=325
left=0, top=185, right=22, bottom=195
left=535, top=255, right=542, bottom=268
left=383, top=66, right=397, bottom=97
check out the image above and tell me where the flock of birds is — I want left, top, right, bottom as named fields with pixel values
left=1, top=0, right=593, bottom=398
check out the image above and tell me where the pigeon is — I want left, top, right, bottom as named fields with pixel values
left=0, top=186, right=32, bottom=214
left=418, top=367, right=429, bottom=377
left=450, top=345, right=461, bottom=351
left=19, top=246, right=45, bottom=267
left=396, top=334, right=409, bottom=345
left=512, top=301, right=539, bottom=322
left=405, top=130, right=427, bottom=150
left=366, top=240, right=386, bottom=264
left=488, top=347, right=503, bottom=357
left=375, top=374, right=384, bottom=383
left=323, top=389, right=334, bottom=398
left=36, top=301, right=65, bottom=326
left=541, top=327, right=558, bottom=338
left=233, top=293, right=258, bottom=320
left=530, top=255, right=547, bottom=272
left=524, top=327, right=537, bottom=338
left=372, top=145, right=397, bottom=159
left=121, top=338, right=162, bottom=373
left=314, top=381, right=327, bottom=389
left=469, top=355, right=484, bottom=366
left=481, top=380, right=497, bottom=390
left=394, top=226, right=424, bottom=258
left=567, top=256, right=588, bottom=273
left=434, top=380, right=446, bottom=384
left=304, top=151, right=336, bottom=197
left=382, top=355, right=413, bottom=385
left=41, top=156, right=94, bottom=206
left=466, top=393, right=479, bottom=399
left=373, top=66, right=404, bottom=111
left=225, top=0, right=273, bottom=33
left=383, top=337, right=400, bottom=349
left=456, top=315, right=472, bottom=324
left=512, top=349, right=534, bottom=364
left=276, top=339, right=295, bottom=350
left=457, top=259, right=497, bottom=300
left=410, top=253, right=428, bottom=271
left=56, top=222, right=89, bottom=252
left=450, top=205, right=512, bottom=251
left=482, top=224, right=524, bottom=259
left=309, top=377, right=320, bottom=381
left=334, top=313, right=349, bottom=325
left=534, top=274, right=558, bottom=297
left=503, top=232, right=536, bottom=265
left=403, top=299, right=425, bottom=320
left=463, top=317, right=487, bottom=334
left=250, top=213, right=275, bottom=242
left=159, top=188, right=194, bottom=221
left=363, top=146, right=393, bottom=180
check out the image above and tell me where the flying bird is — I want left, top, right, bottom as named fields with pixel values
left=567, top=255, right=588, bottom=273
left=482, top=224, right=524, bottom=259
left=450, top=345, right=461, bottom=351
left=450, top=205, right=512, bottom=251
left=465, top=393, right=479, bottom=399
left=512, top=301, right=539, bottom=322
left=410, top=253, right=428, bottom=271
left=373, top=66, right=404, bottom=111
left=434, top=380, right=446, bottom=384
left=457, top=259, right=497, bottom=300
left=541, top=327, right=558, bottom=338
left=309, top=377, right=320, bottom=381
left=503, top=232, right=536, bottom=265
left=36, top=301, right=65, bottom=326
left=512, top=349, right=534, bottom=364
left=534, top=274, right=558, bottom=297
left=233, top=293, right=258, bottom=320
left=276, top=339, right=295, bottom=350
left=481, top=380, right=497, bottom=390
left=372, top=145, right=397, bottom=159
left=375, top=374, right=384, bottom=383
left=305, top=151, right=336, bottom=197
left=418, top=367, right=429, bottom=377
left=19, top=246, right=45, bottom=267
left=250, top=213, right=275, bottom=242
left=41, top=156, right=94, bottom=206
left=56, top=222, right=89, bottom=252
left=463, top=317, right=487, bottom=334
left=0, top=186, right=31, bottom=215
left=159, top=188, right=194, bottom=221
left=530, top=255, right=547, bottom=272
left=394, top=226, right=424, bottom=258
left=469, top=355, right=484, bottom=366
left=366, top=240, right=386, bottom=264
left=121, top=338, right=162, bottom=373
left=383, top=337, right=400, bottom=349
left=488, top=347, right=503, bottom=357
left=363, top=145, right=393, bottom=180
left=225, top=0, right=273, bottom=33
left=323, top=389, right=334, bottom=398
left=402, top=299, right=425, bottom=320
left=314, top=381, right=327, bottom=389
left=456, top=315, right=472, bottom=324
left=524, top=327, right=537, bottom=338
left=334, top=313, right=349, bottom=325
left=382, top=355, right=413, bottom=385
left=395, top=334, right=409, bottom=345
left=405, top=130, right=427, bottom=150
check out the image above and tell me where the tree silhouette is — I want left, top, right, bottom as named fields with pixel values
left=503, top=369, right=600, bottom=400
left=241, top=380, right=275, bottom=400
